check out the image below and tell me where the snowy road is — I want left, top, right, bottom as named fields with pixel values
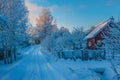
left=0, top=46, right=68, bottom=80
left=0, top=46, right=114, bottom=80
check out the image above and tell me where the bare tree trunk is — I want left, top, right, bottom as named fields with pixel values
left=4, top=56, right=7, bottom=64
left=10, top=49, right=12, bottom=63
left=6, top=51, right=9, bottom=64
left=14, top=47, right=16, bottom=61
left=3, top=49, right=7, bottom=64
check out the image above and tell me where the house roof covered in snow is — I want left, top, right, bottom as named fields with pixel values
left=0, top=14, right=7, bottom=30
left=84, top=18, right=114, bottom=40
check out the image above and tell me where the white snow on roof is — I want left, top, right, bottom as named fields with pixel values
left=84, top=18, right=113, bottom=40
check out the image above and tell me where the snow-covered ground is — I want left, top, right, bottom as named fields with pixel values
left=0, top=45, right=116, bottom=80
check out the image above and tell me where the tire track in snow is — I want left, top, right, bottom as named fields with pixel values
left=22, top=47, right=41, bottom=80
left=0, top=45, right=70, bottom=80
left=37, top=49, right=67, bottom=80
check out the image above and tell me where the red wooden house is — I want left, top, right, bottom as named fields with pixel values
left=84, top=17, right=119, bottom=50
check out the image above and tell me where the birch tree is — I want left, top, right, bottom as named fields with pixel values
left=0, top=0, right=29, bottom=62
left=35, top=8, right=57, bottom=43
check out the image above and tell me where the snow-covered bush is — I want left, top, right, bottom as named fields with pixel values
left=41, top=26, right=86, bottom=59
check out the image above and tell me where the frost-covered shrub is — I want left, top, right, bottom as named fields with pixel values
left=41, top=27, right=86, bottom=59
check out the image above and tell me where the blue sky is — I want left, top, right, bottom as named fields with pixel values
left=25, top=0, right=120, bottom=30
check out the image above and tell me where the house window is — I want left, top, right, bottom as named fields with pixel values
left=96, top=40, right=102, bottom=47
left=88, top=41, right=92, bottom=47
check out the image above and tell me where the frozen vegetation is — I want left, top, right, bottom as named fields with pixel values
left=0, top=0, right=120, bottom=80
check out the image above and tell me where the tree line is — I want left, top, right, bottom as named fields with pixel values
left=0, top=0, right=30, bottom=64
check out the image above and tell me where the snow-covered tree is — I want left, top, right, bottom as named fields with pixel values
left=35, top=8, right=57, bottom=43
left=1, top=0, right=28, bottom=45
left=0, top=0, right=29, bottom=62
left=26, top=24, right=36, bottom=45
left=85, top=26, right=96, bottom=35
left=102, top=22, right=120, bottom=59
left=71, top=27, right=85, bottom=50
left=54, top=27, right=71, bottom=53
left=117, top=20, right=120, bottom=25
left=41, top=26, right=86, bottom=59
left=0, top=0, right=7, bottom=13
left=103, top=24, right=120, bottom=80
left=41, top=27, right=70, bottom=55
